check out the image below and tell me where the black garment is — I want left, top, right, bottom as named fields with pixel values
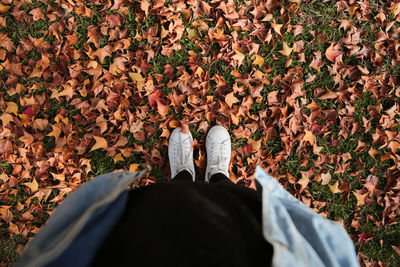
left=93, top=172, right=273, bottom=267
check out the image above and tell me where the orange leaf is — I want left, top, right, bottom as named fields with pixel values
left=51, top=172, right=65, bottom=181
left=113, top=153, right=124, bottom=163
left=24, top=179, right=39, bottom=193
left=5, top=102, right=18, bottom=115
left=129, top=163, right=140, bottom=172
left=141, top=0, right=150, bottom=16
left=252, top=54, right=264, bottom=68
left=169, top=120, right=181, bottom=128
left=329, top=181, right=342, bottom=194
left=232, top=50, right=245, bottom=67
left=0, top=113, right=13, bottom=126
left=325, top=43, right=342, bottom=63
left=353, top=190, right=368, bottom=206
left=279, top=42, right=293, bottom=56
left=271, top=22, right=283, bottom=35
left=0, top=4, right=10, bottom=14
left=247, top=139, right=261, bottom=152
left=225, top=92, right=239, bottom=108
left=90, top=136, right=108, bottom=151
left=303, top=130, right=315, bottom=145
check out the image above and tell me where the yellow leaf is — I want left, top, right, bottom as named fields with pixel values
left=129, top=163, right=140, bottom=172
left=252, top=54, right=264, bottom=68
left=389, top=3, right=400, bottom=17
left=29, top=64, right=42, bottom=78
left=90, top=136, right=108, bottom=151
left=346, top=5, right=358, bottom=17
left=298, top=173, right=309, bottom=192
left=113, top=153, right=124, bottom=163
left=247, top=139, right=261, bottom=152
left=353, top=191, right=368, bottom=206
left=24, top=179, right=39, bottom=193
left=34, top=118, right=49, bottom=131
left=161, top=25, right=169, bottom=39
left=5, top=102, right=18, bottom=115
left=47, top=125, right=62, bottom=140
left=129, top=72, right=145, bottom=91
left=225, top=92, right=239, bottom=108
left=51, top=172, right=65, bottom=181
left=0, top=4, right=10, bottom=14
left=141, top=0, right=150, bottom=16
left=231, top=112, right=240, bottom=125
left=58, top=85, right=74, bottom=98
left=303, top=130, right=315, bottom=145
left=271, top=22, right=283, bottom=35
left=279, top=42, right=293, bottom=56
left=328, top=181, right=342, bottom=194
left=232, top=50, right=245, bottom=67
left=0, top=113, right=13, bottom=126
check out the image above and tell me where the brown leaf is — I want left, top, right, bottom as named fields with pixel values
left=325, top=43, right=342, bottom=63
left=24, top=179, right=39, bottom=193
left=225, top=92, right=239, bottom=108
left=303, top=130, right=315, bottom=145
left=90, top=136, right=108, bottom=151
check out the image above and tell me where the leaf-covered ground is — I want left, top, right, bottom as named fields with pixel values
left=0, top=0, right=399, bottom=265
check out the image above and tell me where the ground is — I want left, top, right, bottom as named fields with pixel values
left=0, top=0, right=399, bottom=265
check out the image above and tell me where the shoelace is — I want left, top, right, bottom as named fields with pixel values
left=209, top=139, right=229, bottom=170
left=174, top=136, right=191, bottom=166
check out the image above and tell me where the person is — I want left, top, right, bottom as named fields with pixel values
left=16, top=125, right=359, bottom=267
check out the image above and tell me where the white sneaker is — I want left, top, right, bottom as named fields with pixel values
left=168, top=127, right=195, bottom=181
left=205, top=125, right=231, bottom=182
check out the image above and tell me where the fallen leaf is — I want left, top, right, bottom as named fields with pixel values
left=232, top=50, right=245, bottom=67
left=0, top=4, right=10, bottom=14
left=24, top=179, right=39, bottom=193
left=252, top=54, right=264, bottom=68
left=325, top=43, right=342, bottom=63
left=90, top=136, right=108, bottom=151
left=51, top=172, right=65, bottom=181
left=329, top=181, right=342, bottom=194
left=353, top=190, right=368, bottom=206
left=271, top=22, right=283, bottom=35
left=129, top=163, right=140, bottom=172
left=5, top=102, right=18, bottom=115
left=303, top=130, right=315, bottom=145
left=0, top=113, right=13, bottom=126
left=279, top=42, right=293, bottom=56
left=225, top=92, right=239, bottom=108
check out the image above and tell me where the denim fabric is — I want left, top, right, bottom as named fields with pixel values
left=254, top=166, right=359, bottom=267
left=17, top=166, right=359, bottom=267
left=16, top=169, right=149, bottom=267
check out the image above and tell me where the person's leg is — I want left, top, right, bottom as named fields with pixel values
left=172, top=170, right=193, bottom=182
left=209, top=172, right=232, bottom=184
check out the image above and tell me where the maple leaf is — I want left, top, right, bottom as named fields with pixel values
left=302, top=130, right=315, bottom=145
left=271, top=22, right=283, bottom=35
left=252, top=54, right=264, bottom=68
left=328, top=181, right=342, bottom=194
left=0, top=4, right=10, bottom=14
left=0, top=113, right=13, bottom=126
left=24, top=179, right=39, bottom=193
left=141, top=0, right=150, bottom=16
left=90, top=136, right=108, bottom=151
left=389, top=3, right=400, bottom=17
left=325, top=43, right=342, bottom=63
left=279, top=42, right=293, bottom=56
left=353, top=190, right=368, bottom=206
left=225, top=92, right=239, bottom=108
left=232, top=50, right=245, bottom=67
